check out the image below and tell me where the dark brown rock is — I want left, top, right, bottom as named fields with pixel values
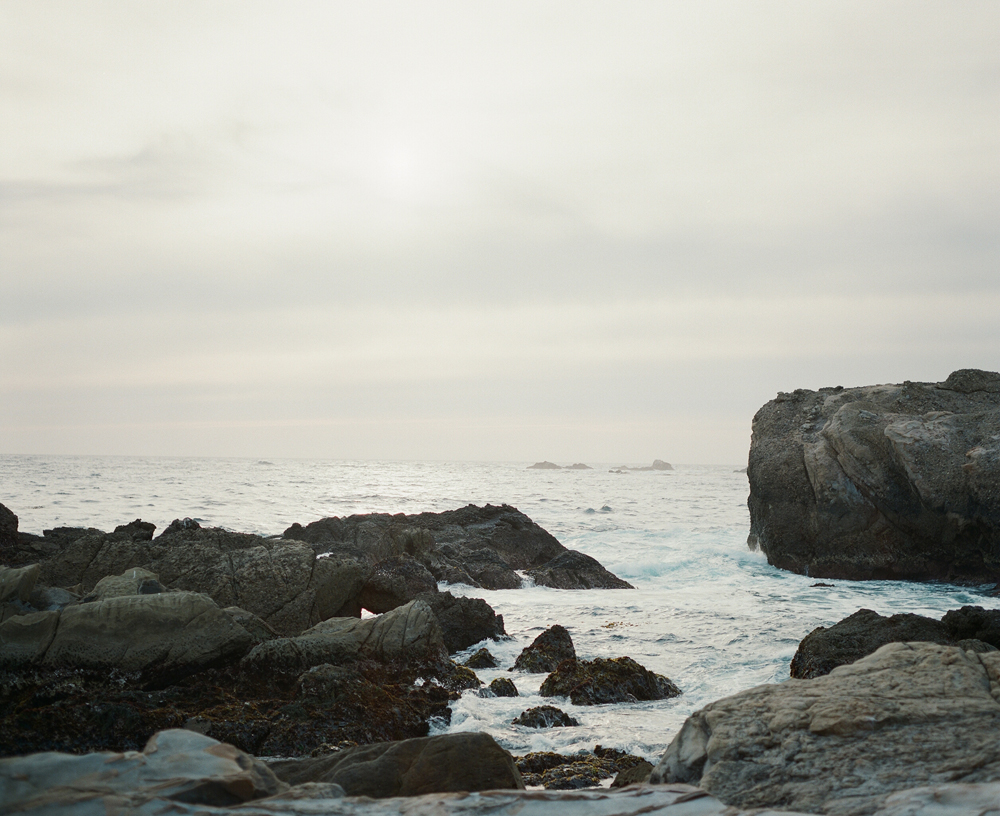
left=512, top=705, right=579, bottom=728
left=512, top=625, right=576, bottom=673
left=464, top=647, right=498, bottom=669
left=266, top=732, right=524, bottom=797
left=539, top=656, right=681, bottom=705
left=359, top=554, right=437, bottom=614
left=417, top=591, right=506, bottom=654
left=480, top=677, right=518, bottom=697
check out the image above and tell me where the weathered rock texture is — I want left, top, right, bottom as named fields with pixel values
left=416, top=591, right=506, bottom=654
left=267, top=732, right=524, bottom=798
left=526, top=550, right=634, bottom=590
left=512, top=705, right=580, bottom=728
left=0, top=591, right=253, bottom=680
left=747, top=369, right=1000, bottom=582
left=239, top=599, right=446, bottom=676
left=790, top=606, right=1000, bottom=679
left=539, top=657, right=681, bottom=705
left=650, top=642, right=1000, bottom=815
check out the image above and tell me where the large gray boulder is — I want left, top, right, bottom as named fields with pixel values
left=0, top=591, right=254, bottom=679
left=240, top=599, right=446, bottom=675
left=650, top=642, right=1000, bottom=815
left=267, top=732, right=524, bottom=797
left=747, top=369, right=1000, bottom=582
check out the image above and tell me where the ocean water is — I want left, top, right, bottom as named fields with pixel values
left=2, top=454, right=998, bottom=762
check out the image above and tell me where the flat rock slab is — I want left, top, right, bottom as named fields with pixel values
left=651, top=642, right=1000, bottom=815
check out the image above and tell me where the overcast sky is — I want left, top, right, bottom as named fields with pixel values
left=2, top=2, right=998, bottom=465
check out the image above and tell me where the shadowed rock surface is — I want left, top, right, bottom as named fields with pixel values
left=747, top=369, right=1000, bottom=582
left=358, top=555, right=437, bottom=614
left=512, top=625, right=576, bottom=673
left=417, top=591, right=507, bottom=654
left=267, top=732, right=524, bottom=798
left=464, top=648, right=498, bottom=669
left=480, top=677, right=518, bottom=697
left=539, top=657, right=681, bottom=705
left=791, top=606, right=1000, bottom=679
left=651, top=642, right=1000, bottom=815
left=526, top=550, right=634, bottom=589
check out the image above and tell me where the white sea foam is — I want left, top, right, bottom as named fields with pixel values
left=2, top=454, right=997, bottom=761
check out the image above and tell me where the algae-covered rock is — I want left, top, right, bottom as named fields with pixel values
left=540, top=656, right=681, bottom=704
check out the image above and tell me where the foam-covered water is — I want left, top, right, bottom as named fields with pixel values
left=2, top=455, right=997, bottom=760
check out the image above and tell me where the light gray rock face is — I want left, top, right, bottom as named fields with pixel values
left=82, top=567, right=163, bottom=601
left=0, top=591, right=253, bottom=678
left=0, top=728, right=287, bottom=811
left=240, top=599, right=446, bottom=675
left=267, top=732, right=524, bottom=798
left=0, top=563, right=39, bottom=604
left=747, top=369, right=1000, bottom=582
left=650, top=642, right=1000, bottom=815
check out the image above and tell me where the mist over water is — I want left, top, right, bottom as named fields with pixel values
left=3, top=454, right=997, bottom=760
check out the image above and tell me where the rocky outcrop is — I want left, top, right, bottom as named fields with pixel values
left=0, top=591, right=254, bottom=680
left=540, top=657, right=681, bottom=705
left=526, top=550, right=634, bottom=589
left=0, top=502, right=18, bottom=554
left=1, top=523, right=367, bottom=636
left=0, top=562, right=39, bottom=605
left=790, top=606, right=1000, bottom=678
left=417, top=591, right=506, bottom=653
left=512, top=705, right=579, bottom=728
left=515, top=747, right=651, bottom=791
left=464, top=647, right=498, bottom=669
left=267, top=732, right=524, bottom=797
left=512, top=624, right=576, bottom=672
left=650, top=642, right=1000, bottom=815
left=528, top=461, right=562, bottom=469
left=747, top=369, right=1000, bottom=582
left=358, top=555, right=437, bottom=614
left=239, top=599, right=446, bottom=676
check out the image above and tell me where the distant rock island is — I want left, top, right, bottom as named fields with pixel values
left=526, top=462, right=593, bottom=470
left=609, top=459, right=673, bottom=473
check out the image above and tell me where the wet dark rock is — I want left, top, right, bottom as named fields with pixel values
left=0, top=502, right=18, bottom=556
left=512, top=705, right=579, bottom=728
left=527, top=550, right=634, bottom=590
left=512, top=625, right=576, bottom=673
left=464, top=647, right=498, bottom=669
left=791, top=606, right=1000, bottom=679
left=539, top=657, right=681, bottom=705
left=358, top=554, right=437, bottom=614
left=113, top=519, right=156, bottom=540
left=266, top=732, right=524, bottom=797
left=417, top=591, right=507, bottom=654
left=515, top=746, right=649, bottom=790
left=479, top=677, right=518, bottom=698
left=747, top=369, right=1000, bottom=582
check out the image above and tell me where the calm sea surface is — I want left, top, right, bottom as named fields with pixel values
left=2, top=455, right=997, bottom=760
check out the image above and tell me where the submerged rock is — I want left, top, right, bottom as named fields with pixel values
left=747, top=369, right=1000, bottom=582
left=539, top=656, right=680, bottom=705
left=512, top=624, right=576, bottom=673
left=512, top=705, right=579, bottom=728
left=651, top=642, right=1000, bottom=814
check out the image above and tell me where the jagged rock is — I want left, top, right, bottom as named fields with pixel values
left=791, top=607, right=999, bottom=679
left=747, top=369, right=1000, bottom=582
left=416, top=591, right=506, bottom=654
left=512, top=624, right=576, bottom=672
left=0, top=591, right=253, bottom=680
left=358, top=554, right=437, bottom=614
left=650, top=642, right=1000, bottom=815
left=266, top=732, right=524, bottom=797
left=464, top=647, right=499, bottom=669
left=0, top=502, right=18, bottom=555
left=539, top=656, right=680, bottom=705
left=479, top=677, right=519, bottom=698
left=113, top=519, right=156, bottom=540
left=512, top=705, right=579, bottom=728
left=527, top=550, right=634, bottom=589
left=515, top=747, right=648, bottom=790
left=240, top=599, right=446, bottom=676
